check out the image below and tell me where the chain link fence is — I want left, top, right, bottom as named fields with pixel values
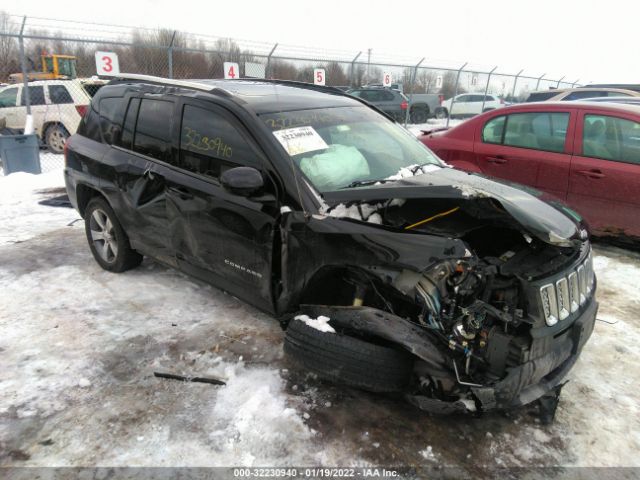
left=0, top=12, right=580, bottom=175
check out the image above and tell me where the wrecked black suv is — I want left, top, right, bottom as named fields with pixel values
left=64, top=74, right=597, bottom=419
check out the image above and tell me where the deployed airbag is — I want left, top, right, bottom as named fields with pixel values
left=299, top=144, right=369, bottom=190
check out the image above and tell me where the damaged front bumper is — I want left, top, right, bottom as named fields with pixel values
left=301, top=295, right=597, bottom=414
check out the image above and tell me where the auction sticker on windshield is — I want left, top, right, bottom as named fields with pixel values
left=273, top=126, right=328, bottom=156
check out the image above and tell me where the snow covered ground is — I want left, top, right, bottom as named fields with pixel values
left=1, top=168, right=639, bottom=472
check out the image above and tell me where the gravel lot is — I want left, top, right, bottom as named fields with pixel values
left=0, top=169, right=638, bottom=474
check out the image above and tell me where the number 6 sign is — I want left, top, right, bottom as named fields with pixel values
left=313, top=68, right=325, bottom=86
left=95, top=51, right=120, bottom=76
left=382, top=72, right=393, bottom=87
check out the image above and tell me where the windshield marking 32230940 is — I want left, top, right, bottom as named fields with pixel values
left=261, top=106, right=443, bottom=192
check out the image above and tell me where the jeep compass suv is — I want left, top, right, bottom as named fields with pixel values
left=64, top=74, right=597, bottom=419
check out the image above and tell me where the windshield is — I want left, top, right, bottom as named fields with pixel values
left=260, top=106, right=442, bottom=192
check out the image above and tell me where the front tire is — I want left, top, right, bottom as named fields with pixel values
left=84, top=197, right=143, bottom=272
left=285, top=318, right=413, bottom=392
left=45, top=124, right=69, bottom=154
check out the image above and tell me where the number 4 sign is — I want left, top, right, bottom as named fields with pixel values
left=95, top=51, right=120, bottom=76
left=313, top=68, right=325, bottom=86
left=224, top=62, right=240, bottom=79
left=382, top=72, right=393, bottom=87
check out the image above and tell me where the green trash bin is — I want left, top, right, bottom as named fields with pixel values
left=0, top=134, right=42, bottom=175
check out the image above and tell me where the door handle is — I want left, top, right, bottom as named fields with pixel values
left=576, top=170, right=605, bottom=179
left=486, top=156, right=507, bottom=164
left=168, top=186, right=194, bottom=200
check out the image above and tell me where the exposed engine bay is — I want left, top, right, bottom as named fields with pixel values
left=296, top=194, right=596, bottom=415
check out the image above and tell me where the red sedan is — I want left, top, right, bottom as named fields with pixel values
left=419, top=102, right=640, bottom=241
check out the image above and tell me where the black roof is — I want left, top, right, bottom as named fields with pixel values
left=194, top=79, right=361, bottom=114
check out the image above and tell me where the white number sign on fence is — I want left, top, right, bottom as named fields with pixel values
left=314, top=68, right=325, bottom=86
left=224, top=62, right=240, bottom=79
left=95, top=51, right=120, bottom=76
left=436, top=75, right=443, bottom=89
left=382, top=72, right=393, bottom=87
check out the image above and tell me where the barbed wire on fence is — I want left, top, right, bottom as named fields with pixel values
left=0, top=12, right=583, bottom=174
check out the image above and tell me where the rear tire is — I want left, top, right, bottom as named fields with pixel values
left=410, top=107, right=429, bottom=124
left=84, top=197, right=143, bottom=273
left=285, top=318, right=413, bottom=392
left=45, top=124, right=69, bottom=154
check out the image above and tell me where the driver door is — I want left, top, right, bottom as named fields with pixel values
left=166, top=100, right=279, bottom=312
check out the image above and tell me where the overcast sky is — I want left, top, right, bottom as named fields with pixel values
left=10, top=0, right=640, bottom=83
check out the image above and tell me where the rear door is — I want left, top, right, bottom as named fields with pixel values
left=474, top=109, right=575, bottom=198
left=567, top=109, right=640, bottom=237
left=106, top=95, right=176, bottom=264
left=166, top=99, right=279, bottom=312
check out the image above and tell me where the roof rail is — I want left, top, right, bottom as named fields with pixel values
left=104, top=73, right=230, bottom=94
left=244, top=78, right=348, bottom=95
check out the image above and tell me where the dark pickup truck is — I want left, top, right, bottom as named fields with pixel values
left=64, top=74, right=597, bottom=420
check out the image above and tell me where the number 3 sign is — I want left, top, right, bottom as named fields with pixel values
left=95, top=51, right=120, bottom=76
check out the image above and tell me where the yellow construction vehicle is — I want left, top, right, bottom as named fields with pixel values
left=9, top=53, right=77, bottom=83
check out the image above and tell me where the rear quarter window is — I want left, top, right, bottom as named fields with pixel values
left=48, top=85, right=73, bottom=104
left=99, top=97, right=124, bottom=145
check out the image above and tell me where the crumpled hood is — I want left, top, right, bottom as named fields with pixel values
left=323, top=167, right=586, bottom=247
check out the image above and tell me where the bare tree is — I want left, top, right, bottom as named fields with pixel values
left=0, top=11, right=19, bottom=81
left=325, top=61, right=348, bottom=86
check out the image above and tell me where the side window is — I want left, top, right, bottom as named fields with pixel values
left=120, top=98, right=140, bottom=149
left=609, top=91, right=631, bottom=97
left=48, top=85, right=73, bottom=104
left=0, top=87, right=18, bottom=108
left=133, top=99, right=174, bottom=162
left=563, top=90, right=608, bottom=101
left=179, top=104, right=258, bottom=179
left=349, top=91, right=362, bottom=98
left=382, top=91, right=395, bottom=101
left=20, top=86, right=46, bottom=106
left=583, top=114, right=640, bottom=164
left=482, top=116, right=506, bottom=144
left=503, top=112, right=569, bottom=153
left=98, top=97, right=123, bottom=145
left=456, top=95, right=469, bottom=103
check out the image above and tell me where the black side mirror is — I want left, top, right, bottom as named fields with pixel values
left=220, top=166, right=264, bottom=196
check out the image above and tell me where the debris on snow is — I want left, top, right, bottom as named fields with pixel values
left=419, top=445, right=437, bottom=461
left=78, top=378, right=91, bottom=388
left=294, top=315, right=335, bottom=334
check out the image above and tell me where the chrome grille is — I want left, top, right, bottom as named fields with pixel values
left=540, top=248, right=594, bottom=326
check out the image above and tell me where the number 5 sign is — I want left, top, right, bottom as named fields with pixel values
left=382, top=72, right=393, bottom=87
left=224, top=62, right=240, bottom=79
left=313, top=68, right=325, bottom=86
left=95, top=51, right=120, bottom=76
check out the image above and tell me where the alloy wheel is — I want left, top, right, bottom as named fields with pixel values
left=89, top=208, right=118, bottom=263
